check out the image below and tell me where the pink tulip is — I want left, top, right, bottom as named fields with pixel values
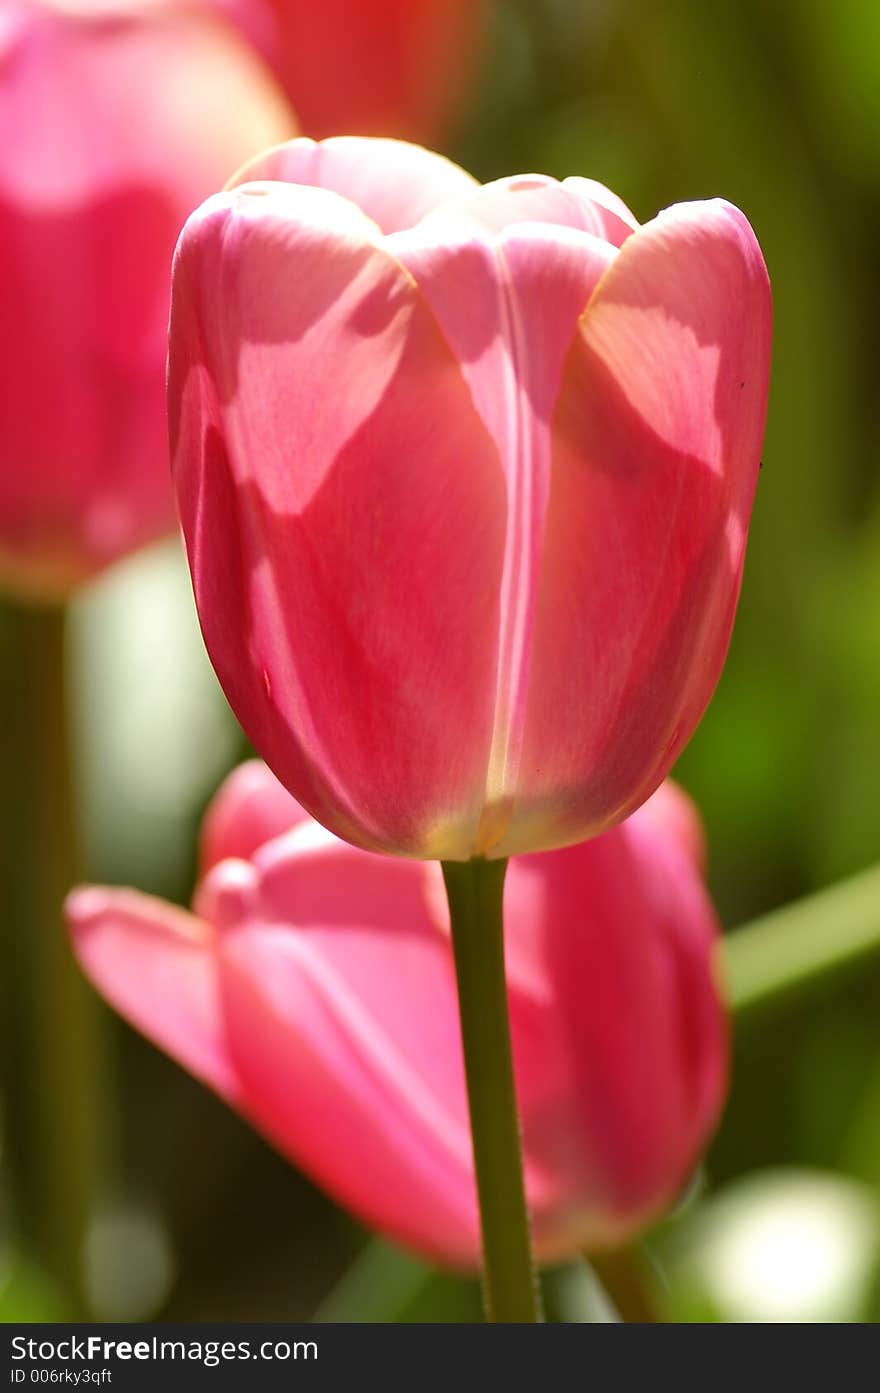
left=67, top=761, right=727, bottom=1266
left=169, top=137, right=771, bottom=859
left=204, top=0, right=487, bottom=143
left=0, top=1, right=293, bottom=601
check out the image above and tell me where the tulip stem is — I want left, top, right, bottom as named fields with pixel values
left=441, top=857, right=542, bottom=1323
left=1, top=601, right=107, bottom=1314
left=590, top=1247, right=662, bottom=1322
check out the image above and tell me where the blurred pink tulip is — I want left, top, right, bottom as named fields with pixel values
left=205, top=0, right=486, bottom=143
left=0, top=0, right=293, bottom=601
left=67, top=762, right=727, bottom=1266
left=169, top=137, right=771, bottom=860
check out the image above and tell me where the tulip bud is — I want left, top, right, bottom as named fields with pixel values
left=67, top=763, right=728, bottom=1266
left=168, top=137, right=771, bottom=859
left=204, top=0, right=487, bottom=143
left=0, top=0, right=292, bottom=601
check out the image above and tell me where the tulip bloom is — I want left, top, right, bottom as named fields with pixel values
left=0, top=1, right=292, bottom=601
left=169, top=137, right=771, bottom=860
left=67, top=762, right=727, bottom=1266
left=206, top=0, right=486, bottom=143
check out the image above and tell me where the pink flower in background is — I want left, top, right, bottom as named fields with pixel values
left=169, top=137, right=771, bottom=859
left=206, top=0, right=487, bottom=143
left=67, top=762, right=728, bottom=1266
left=0, top=1, right=293, bottom=601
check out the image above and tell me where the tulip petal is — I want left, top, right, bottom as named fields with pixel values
left=389, top=192, right=616, bottom=851
left=170, top=183, right=506, bottom=858
left=504, top=812, right=726, bottom=1250
left=66, top=887, right=238, bottom=1101
left=217, top=840, right=481, bottom=1263
left=199, top=759, right=308, bottom=873
left=228, top=135, right=478, bottom=234
left=0, top=3, right=293, bottom=597
left=632, top=779, right=707, bottom=871
left=415, top=173, right=635, bottom=244
left=561, top=176, right=640, bottom=247
left=499, top=198, right=771, bottom=855
left=622, top=813, right=728, bottom=1133
left=211, top=0, right=485, bottom=145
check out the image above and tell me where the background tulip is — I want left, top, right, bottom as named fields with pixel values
left=0, top=0, right=292, bottom=601
left=67, top=762, right=727, bottom=1267
left=169, top=136, right=771, bottom=861
left=205, top=0, right=487, bottom=144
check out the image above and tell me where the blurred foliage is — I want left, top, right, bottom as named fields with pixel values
left=4, top=0, right=880, bottom=1322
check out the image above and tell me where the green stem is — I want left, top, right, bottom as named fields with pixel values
left=722, top=862, right=880, bottom=1015
left=441, top=858, right=541, bottom=1323
left=590, top=1247, right=661, bottom=1322
left=1, top=601, right=108, bottom=1314
left=312, top=1240, right=431, bottom=1324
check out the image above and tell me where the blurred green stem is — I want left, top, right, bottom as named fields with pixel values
left=722, top=862, right=880, bottom=1014
left=441, top=858, right=542, bottom=1323
left=590, top=1247, right=661, bottom=1322
left=312, top=1240, right=431, bottom=1323
left=1, top=602, right=106, bottom=1314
